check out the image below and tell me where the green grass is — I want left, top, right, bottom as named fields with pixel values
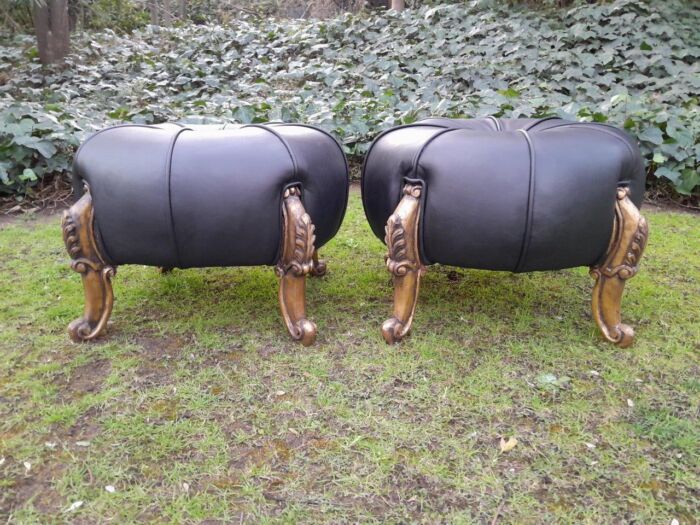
left=0, top=190, right=698, bottom=523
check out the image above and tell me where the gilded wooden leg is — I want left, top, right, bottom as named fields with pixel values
left=310, top=250, right=327, bottom=277
left=382, top=183, right=425, bottom=344
left=62, top=187, right=116, bottom=342
left=275, top=186, right=318, bottom=346
left=590, top=187, right=649, bottom=348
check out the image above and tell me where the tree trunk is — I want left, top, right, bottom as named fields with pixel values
left=178, top=0, right=187, bottom=20
left=365, top=0, right=390, bottom=9
left=32, top=0, right=70, bottom=66
left=161, top=0, right=172, bottom=26
left=149, top=0, right=160, bottom=25
left=391, top=0, right=405, bottom=11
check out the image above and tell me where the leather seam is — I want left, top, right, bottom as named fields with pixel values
left=525, top=116, right=561, bottom=131
left=268, top=123, right=350, bottom=243
left=72, top=124, right=170, bottom=201
left=166, top=127, right=191, bottom=268
left=409, top=127, right=462, bottom=264
left=487, top=116, right=502, bottom=131
left=514, top=129, right=536, bottom=273
left=242, top=124, right=300, bottom=264
left=410, top=127, right=462, bottom=179
left=539, top=122, right=637, bottom=156
left=361, top=122, right=450, bottom=215
left=540, top=122, right=639, bottom=185
left=242, top=124, right=299, bottom=181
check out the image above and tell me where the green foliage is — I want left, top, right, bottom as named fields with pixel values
left=0, top=0, right=33, bottom=33
left=1, top=0, right=698, bottom=196
left=86, top=0, right=150, bottom=32
left=0, top=103, right=85, bottom=195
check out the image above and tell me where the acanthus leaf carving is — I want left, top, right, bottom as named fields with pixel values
left=589, top=186, right=648, bottom=348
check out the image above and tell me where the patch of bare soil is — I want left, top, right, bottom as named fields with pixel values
left=56, top=359, right=111, bottom=402
left=132, top=333, right=191, bottom=387
left=55, top=406, right=104, bottom=446
left=2, top=459, right=66, bottom=516
left=137, top=333, right=189, bottom=359
left=3, top=409, right=106, bottom=518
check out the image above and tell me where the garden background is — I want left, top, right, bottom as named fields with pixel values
left=1, top=0, right=699, bottom=203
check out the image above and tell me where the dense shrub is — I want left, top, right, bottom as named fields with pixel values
left=0, top=102, right=85, bottom=194
left=1, top=0, right=698, bottom=196
left=85, top=0, right=151, bottom=32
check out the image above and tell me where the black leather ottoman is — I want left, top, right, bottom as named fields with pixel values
left=362, top=117, right=648, bottom=347
left=62, top=123, right=348, bottom=345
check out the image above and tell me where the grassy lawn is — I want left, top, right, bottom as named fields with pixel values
left=1, top=188, right=698, bottom=523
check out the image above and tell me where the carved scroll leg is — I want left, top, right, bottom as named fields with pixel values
left=275, top=186, right=318, bottom=346
left=590, top=187, right=649, bottom=348
left=310, top=250, right=327, bottom=277
left=382, top=183, right=425, bottom=344
left=62, top=188, right=116, bottom=342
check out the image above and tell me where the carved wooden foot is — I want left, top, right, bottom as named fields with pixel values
left=275, top=186, right=318, bottom=346
left=62, top=187, right=116, bottom=342
left=310, top=250, right=327, bottom=277
left=590, top=187, right=649, bottom=348
left=382, top=183, right=425, bottom=344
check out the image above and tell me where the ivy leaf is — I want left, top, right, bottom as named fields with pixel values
left=676, top=169, right=700, bottom=195
left=34, top=140, right=58, bottom=159
left=652, top=152, right=667, bottom=164
left=654, top=167, right=680, bottom=183
left=498, top=87, right=520, bottom=99
left=1, top=0, right=698, bottom=196
left=20, top=168, right=37, bottom=181
left=638, top=127, right=664, bottom=145
left=0, top=164, right=10, bottom=185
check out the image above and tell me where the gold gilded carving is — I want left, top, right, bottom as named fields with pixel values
left=381, top=183, right=425, bottom=344
left=275, top=186, right=318, bottom=346
left=590, top=187, right=649, bottom=347
left=62, top=187, right=116, bottom=342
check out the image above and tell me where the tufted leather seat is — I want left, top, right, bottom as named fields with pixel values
left=363, top=117, right=648, bottom=346
left=362, top=117, right=645, bottom=272
left=73, top=123, right=348, bottom=268
left=63, top=122, right=348, bottom=345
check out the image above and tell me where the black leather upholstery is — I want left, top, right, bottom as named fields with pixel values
left=362, top=117, right=645, bottom=272
left=73, top=123, right=349, bottom=268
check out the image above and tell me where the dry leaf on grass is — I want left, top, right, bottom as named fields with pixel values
left=499, top=437, right=518, bottom=452
left=65, top=501, right=83, bottom=512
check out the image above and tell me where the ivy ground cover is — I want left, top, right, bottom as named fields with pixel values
left=1, top=190, right=699, bottom=522
left=1, top=0, right=699, bottom=196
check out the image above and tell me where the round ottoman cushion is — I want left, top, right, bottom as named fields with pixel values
left=73, top=123, right=348, bottom=268
left=362, top=117, right=645, bottom=272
